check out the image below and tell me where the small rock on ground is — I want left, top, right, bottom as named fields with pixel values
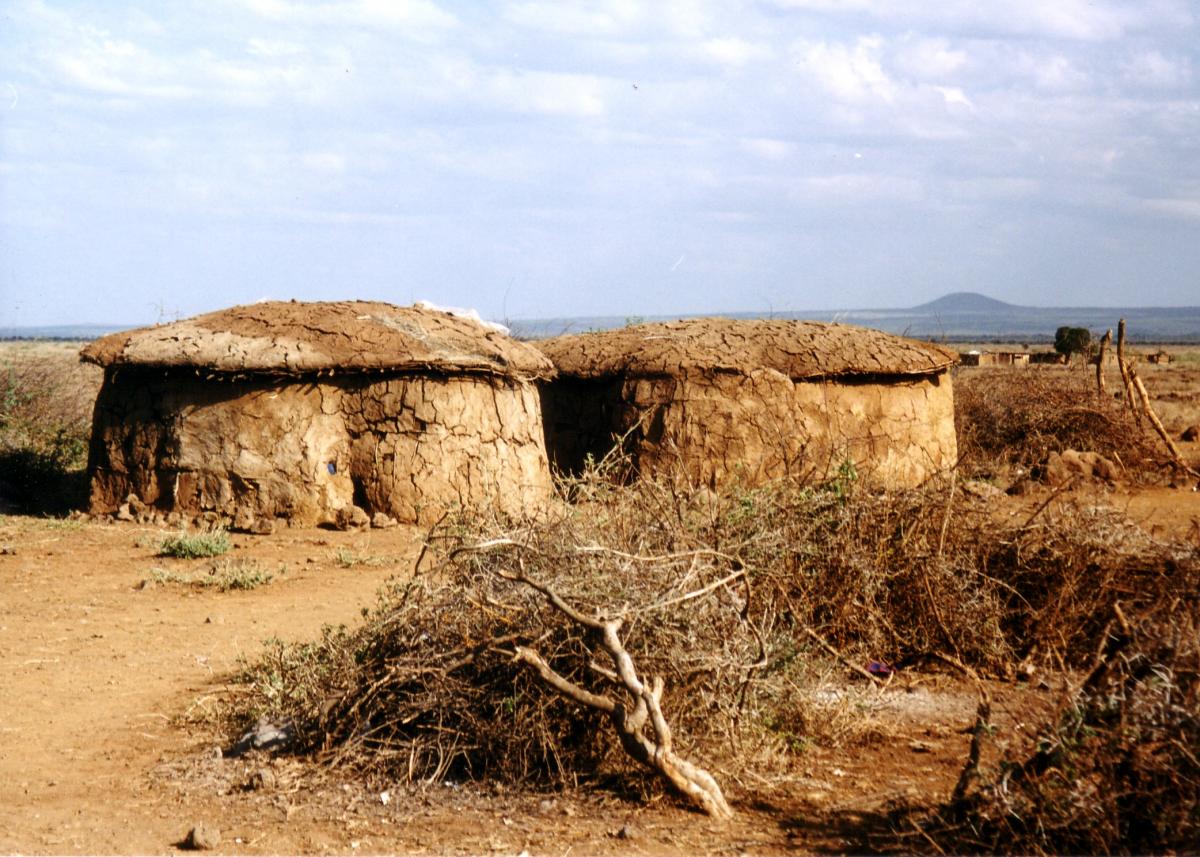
left=335, top=505, right=371, bottom=531
left=183, top=823, right=221, bottom=850
left=246, top=767, right=277, bottom=791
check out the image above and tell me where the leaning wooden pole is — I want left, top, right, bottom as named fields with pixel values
left=1116, top=319, right=1141, bottom=424
left=1096, top=328, right=1112, bottom=397
left=1126, top=360, right=1198, bottom=477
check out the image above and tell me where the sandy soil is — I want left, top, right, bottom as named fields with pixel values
left=0, top=519, right=421, bottom=854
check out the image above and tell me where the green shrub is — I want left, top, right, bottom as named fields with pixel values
left=158, top=529, right=232, bottom=559
left=207, top=558, right=275, bottom=591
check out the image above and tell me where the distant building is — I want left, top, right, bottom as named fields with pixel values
left=958, top=350, right=1031, bottom=367
left=1031, top=352, right=1069, bottom=365
left=1146, top=350, right=1173, bottom=364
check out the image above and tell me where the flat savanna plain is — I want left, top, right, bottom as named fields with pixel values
left=1, top=342, right=1198, bottom=855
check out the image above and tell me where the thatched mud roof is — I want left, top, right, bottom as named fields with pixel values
left=538, top=318, right=957, bottom=381
left=82, top=301, right=553, bottom=379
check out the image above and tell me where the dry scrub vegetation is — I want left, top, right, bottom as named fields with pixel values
left=230, top=447, right=1198, bottom=846
left=0, top=343, right=100, bottom=513
left=954, top=367, right=1167, bottom=482
left=908, top=594, right=1199, bottom=855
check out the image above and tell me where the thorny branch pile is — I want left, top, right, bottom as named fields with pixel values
left=234, top=450, right=1198, bottom=831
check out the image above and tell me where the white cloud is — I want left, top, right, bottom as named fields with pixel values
left=793, top=173, right=924, bottom=205
left=945, top=176, right=1041, bottom=202
left=934, top=85, right=972, bottom=109
left=1121, top=50, right=1191, bottom=88
left=300, top=151, right=348, bottom=173
left=768, top=0, right=1176, bottom=42
left=739, top=137, right=793, bottom=160
left=894, top=37, right=967, bottom=80
left=4, top=0, right=1200, bottom=322
left=502, top=0, right=642, bottom=36
left=699, top=37, right=770, bottom=67
left=236, top=0, right=458, bottom=31
left=796, top=36, right=897, bottom=103
left=480, top=68, right=611, bottom=117
left=246, top=38, right=306, bottom=59
left=43, top=27, right=195, bottom=99
left=501, top=0, right=716, bottom=41
left=1021, top=54, right=1090, bottom=91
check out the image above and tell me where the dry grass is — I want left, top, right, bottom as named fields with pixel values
left=955, top=367, right=1167, bottom=482
left=229, top=455, right=1198, bottom=806
left=0, top=342, right=102, bottom=514
left=900, top=593, right=1199, bottom=854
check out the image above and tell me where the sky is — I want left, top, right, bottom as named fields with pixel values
left=1, top=0, right=1198, bottom=328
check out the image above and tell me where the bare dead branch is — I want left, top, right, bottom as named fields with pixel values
left=802, top=625, right=884, bottom=687
left=503, top=566, right=734, bottom=819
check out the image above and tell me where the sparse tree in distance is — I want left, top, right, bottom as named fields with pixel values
left=1054, top=326, right=1093, bottom=364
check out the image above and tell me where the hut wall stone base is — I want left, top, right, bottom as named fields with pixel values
left=541, top=370, right=957, bottom=489
left=88, top=370, right=552, bottom=527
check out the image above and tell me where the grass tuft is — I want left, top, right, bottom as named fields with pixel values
left=158, top=529, right=232, bottom=559
left=146, top=557, right=275, bottom=591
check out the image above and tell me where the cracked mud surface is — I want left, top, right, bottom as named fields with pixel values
left=89, top=372, right=552, bottom=527
left=537, top=318, right=957, bottom=380
left=81, top=301, right=552, bottom=379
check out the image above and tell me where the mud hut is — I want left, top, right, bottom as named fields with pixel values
left=82, top=301, right=554, bottom=528
left=537, top=318, right=958, bottom=488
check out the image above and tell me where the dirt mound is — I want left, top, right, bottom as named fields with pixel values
left=81, top=301, right=552, bottom=379
left=537, top=318, right=956, bottom=380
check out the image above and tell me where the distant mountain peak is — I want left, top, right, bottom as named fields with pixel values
left=912, top=292, right=1020, bottom=312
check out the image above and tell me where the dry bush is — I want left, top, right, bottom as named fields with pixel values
left=955, top=368, right=1165, bottom=481
left=0, top=345, right=100, bottom=513
left=230, top=460, right=1197, bottom=802
left=905, top=592, right=1199, bottom=854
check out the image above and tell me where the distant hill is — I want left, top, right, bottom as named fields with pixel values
left=0, top=323, right=126, bottom=341
left=911, top=292, right=1022, bottom=312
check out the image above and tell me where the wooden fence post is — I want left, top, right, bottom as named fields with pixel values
left=1096, top=329, right=1112, bottom=397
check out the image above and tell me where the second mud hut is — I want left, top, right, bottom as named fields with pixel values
left=537, top=318, right=958, bottom=488
left=82, top=301, right=554, bottom=529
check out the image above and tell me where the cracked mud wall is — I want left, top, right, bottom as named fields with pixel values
left=340, top=375, right=552, bottom=525
left=541, top=370, right=956, bottom=488
left=89, top=369, right=551, bottom=526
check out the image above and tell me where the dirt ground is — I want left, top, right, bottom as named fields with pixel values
left=0, top=512, right=1066, bottom=856
left=1, top=344, right=1199, bottom=855
left=3, top=492, right=1199, bottom=855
